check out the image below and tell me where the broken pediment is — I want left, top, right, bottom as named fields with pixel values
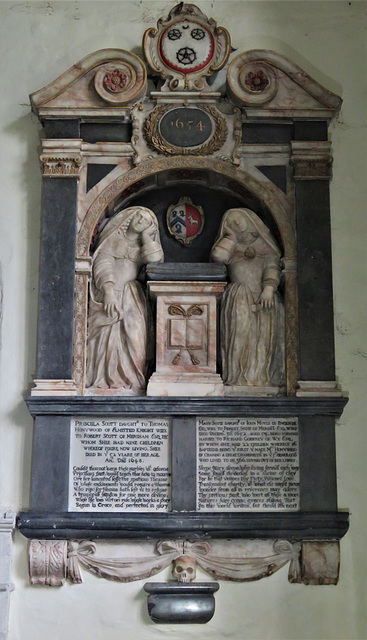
left=227, top=49, right=342, bottom=119
left=30, top=49, right=147, bottom=119
left=29, top=15, right=341, bottom=124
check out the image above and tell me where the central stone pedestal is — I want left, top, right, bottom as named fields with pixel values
left=147, top=280, right=226, bottom=397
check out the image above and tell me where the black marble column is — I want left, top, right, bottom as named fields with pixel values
left=291, top=129, right=339, bottom=513
left=295, top=180, right=336, bottom=380
left=292, top=128, right=335, bottom=381
left=36, top=177, right=78, bottom=379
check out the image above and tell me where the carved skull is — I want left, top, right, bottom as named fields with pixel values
left=172, top=555, right=197, bottom=582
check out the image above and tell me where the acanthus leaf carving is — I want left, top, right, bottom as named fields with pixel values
left=29, top=540, right=67, bottom=586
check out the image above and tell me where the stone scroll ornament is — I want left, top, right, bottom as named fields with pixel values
left=143, top=3, right=231, bottom=91
left=227, top=57, right=278, bottom=106
left=93, top=52, right=147, bottom=105
left=86, top=206, right=164, bottom=393
left=211, top=208, right=285, bottom=390
left=65, top=540, right=301, bottom=584
left=167, top=197, right=204, bottom=246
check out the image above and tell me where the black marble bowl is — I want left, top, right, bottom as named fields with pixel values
left=143, top=582, right=220, bottom=624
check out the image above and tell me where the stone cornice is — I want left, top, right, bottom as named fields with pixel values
left=24, top=395, right=349, bottom=418
left=290, top=141, right=333, bottom=180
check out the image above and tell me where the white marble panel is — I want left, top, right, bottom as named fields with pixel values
left=197, top=417, right=299, bottom=511
left=69, top=417, right=171, bottom=512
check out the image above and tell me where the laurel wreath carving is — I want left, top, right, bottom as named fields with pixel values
left=143, top=104, right=228, bottom=156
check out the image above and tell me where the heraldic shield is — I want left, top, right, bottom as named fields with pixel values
left=166, top=197, right=205, bottom=246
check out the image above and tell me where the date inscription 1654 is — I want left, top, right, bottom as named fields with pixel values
left=159, top=107, right=213, bottom=148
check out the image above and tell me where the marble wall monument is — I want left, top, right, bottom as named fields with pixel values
left=19, top=1, right=348, bottom=624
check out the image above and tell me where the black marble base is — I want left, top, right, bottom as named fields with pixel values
left=25, top=395, right=348, bottom=418
left=17, top=511, right=349, bottom=541
left=144, top=582, right=219, bottom=624
left=146, top=262, right=227, bottom=281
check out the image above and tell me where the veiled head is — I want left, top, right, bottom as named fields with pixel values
left=95, top=206, right=158, bottom=251
left=218, top=208, right=280, bottom=256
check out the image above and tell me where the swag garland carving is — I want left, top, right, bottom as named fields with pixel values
left=28, top=539, right=302, bottom=585
left=44, top=539, right=302, bottom=584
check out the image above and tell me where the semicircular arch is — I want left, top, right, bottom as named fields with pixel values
left=77, top=157, right=296, bottom=260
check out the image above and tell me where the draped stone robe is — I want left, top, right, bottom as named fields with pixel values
left=86, top=229, right=163, bottom=391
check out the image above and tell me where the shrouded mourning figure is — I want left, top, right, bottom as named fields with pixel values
left=86, top=206, right=164, bottom=392
left=211, top=208, right=285, bottom=389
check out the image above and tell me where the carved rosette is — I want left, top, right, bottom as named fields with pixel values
left=40, top=154, right=82, bottom=177
left=143, top=104, right=228, bottom=156
left=103, top=68, right=128, bottom=93
left=244, top=69, right=270, bottom=92
left=94, top=52, right=147, bottom=105
left=29, top=540, right=68, bottom=586
left=143, top=3, right=231, bottom=91
left=227, top=55, right=278, bottom=106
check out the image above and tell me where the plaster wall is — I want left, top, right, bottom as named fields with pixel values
left=0, top=1, right=366, bottom=639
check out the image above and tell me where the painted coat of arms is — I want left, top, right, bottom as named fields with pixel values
left=166, top=197, right=204, bottom=246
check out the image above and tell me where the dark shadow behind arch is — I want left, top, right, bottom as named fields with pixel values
left=75, top=158, right=298, bottom=394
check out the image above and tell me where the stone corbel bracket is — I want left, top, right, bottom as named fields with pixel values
left=29, top=540, right=67, bottom=586
left=227, top=50, right=342, bottom=120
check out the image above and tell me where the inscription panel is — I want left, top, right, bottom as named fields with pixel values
left=159, top=107, right=213, bottom=147
left=69, top=417, right=171, bottom=512
left=197, top=417, right=299, bottom=511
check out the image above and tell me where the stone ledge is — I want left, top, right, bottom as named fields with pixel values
left=24, top=395, right=349, bottom=418
left=17, top=510, right=349, bottom=541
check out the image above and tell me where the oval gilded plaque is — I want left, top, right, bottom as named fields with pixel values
left=159, top=107, right=213, bottom=148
